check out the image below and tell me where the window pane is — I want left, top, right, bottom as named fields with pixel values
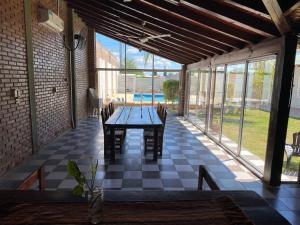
left=240, top=59, right=275, bottom=172
left=154, top=55, right=181, bottom=70
left=188, top=71, right=199, bottom=123
left=154, top=71, right=180, bottom=111
left=96, top=34, right=124, bottom=68
left=126, top=46, right=153, bottom=69
left=208, top=66, right=225, bottom=140
left=282, top=50, right=300, bottom=182
left=126, top=72, right=153, bottom=106
left=221, top=63, right=245, bottom=153
left=196, top=68, right=210, bottom=129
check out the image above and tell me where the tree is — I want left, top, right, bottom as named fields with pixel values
left=122, top=58, right=144, bottom=76
left=143, top=52, right=151, bottom=68
left=163, top=79, right=179, bottom=106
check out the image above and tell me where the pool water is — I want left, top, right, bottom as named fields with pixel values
left=133, top=93, right=165, bottom=103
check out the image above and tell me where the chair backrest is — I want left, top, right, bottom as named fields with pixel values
left=157, top=104, right=163, bottom=118
left=17, top=165, right=45, bottom=191
left=292, top=132, right=300, bottom=154
left=198, top=165, right=220, bottom=190
left=108, top=102, right=115, bottom=116
left=162, top=109, right=167, bottom=127
left=101, top=107, right=109, bottom=133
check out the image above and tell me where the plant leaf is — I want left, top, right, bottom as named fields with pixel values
left=67, top=160, right=81, bottom=180
left=72, top=184, right=84, bottom=196
left=91, top=160, right=98, bottom=181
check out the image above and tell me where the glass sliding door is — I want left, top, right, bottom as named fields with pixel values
left=188, top=70, right=200, bottom=124
left=221, top=63, right=246, bottom=154
left=240, top=59, right=275, bottom=172
left=282, top=50, right=300, bottom=182
left=195, top=68, right=210, bottom=130
left=208, top=66, right=226, bottom=140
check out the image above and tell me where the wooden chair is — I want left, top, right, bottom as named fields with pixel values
left=101, top=108, right=124, bottom=156
left=88, top=88, right=102, bottom=119
left=17, top=165, right=45, bottom=190
left=108, top=102, right=115, bottom=116
left=157, top=103, right=163, bottom=119
left=144, top=108, right=167, bottom=156
left=198, top=165, right=220, bottom=190
left=285, top=132, right=300, bottom=170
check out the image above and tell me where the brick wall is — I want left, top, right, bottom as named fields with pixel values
left=0, top=0, right=32, bottom=175
left=0, top=0, right=91, bottom=175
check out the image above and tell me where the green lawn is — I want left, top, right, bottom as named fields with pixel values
left=221, top=109, right=300, bottom=172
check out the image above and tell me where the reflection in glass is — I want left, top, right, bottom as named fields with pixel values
left=188, top=71, right=199, bottom=123
left=126, top=46, right=153, bottom=70
left=241, top=59, right=275, bottom=172
left=221, top=63, right=245, bottom=153
left=282, top=50, right=300, bottom=182
left=95, top=33, right=181, bottom=109
left=154, top=55, right=181, bottom=70
left=196, top=68, right=210, bottom=130
left=208, top=66, right=225, bottom=140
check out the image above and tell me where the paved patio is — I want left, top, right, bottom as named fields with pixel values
left=0, top=115, right=300, bottom=224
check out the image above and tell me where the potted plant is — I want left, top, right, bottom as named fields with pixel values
left=67, top=160, right=103, bottom=224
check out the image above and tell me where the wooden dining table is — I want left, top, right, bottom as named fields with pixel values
left=0, top=190, right=291, bottom=225
left=105, top=106, right=163, bottom=161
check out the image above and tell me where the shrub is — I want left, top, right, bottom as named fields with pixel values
left=163, top=79, right=179, bottom=104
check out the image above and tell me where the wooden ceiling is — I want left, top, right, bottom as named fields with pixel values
left=66, top=0, right=300, bottom=64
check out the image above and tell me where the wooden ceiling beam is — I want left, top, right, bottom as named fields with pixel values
left=182, top=0, right=280, bottom=37
left=262, top=0, right=291, bottom=34
left=75, top=10, right=211, bottom=58
left=85, top=20, right=201, bottom=62
left=278, top=0, right=300, bottom=12
left=68, top=0, right=226, bottom=54
left=136, top=0, right=263, bottom=43
left=283, top=1, right=300, bottom=16
left=227, top=0, right=269, bottom=15
left=70, top=0, right=235, bottom=51
left=88, top=20, right=203, bottom=61
left=105, top=0, right=244, bottom=49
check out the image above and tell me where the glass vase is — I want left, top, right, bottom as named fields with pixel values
left=88, top=188, right=103, bottom=224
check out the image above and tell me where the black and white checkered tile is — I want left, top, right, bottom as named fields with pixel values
left=0, top=115, right=261, bottom=191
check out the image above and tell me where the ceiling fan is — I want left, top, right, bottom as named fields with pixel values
left=115, top=21, right=171, bottom=52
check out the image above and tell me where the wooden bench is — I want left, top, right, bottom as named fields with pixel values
left=198, top=165, right=220, bottom=190
left=17, top=165, right=45, bottom=191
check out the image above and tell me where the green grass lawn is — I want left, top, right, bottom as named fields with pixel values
left=221, top=109, right=300, bottom=172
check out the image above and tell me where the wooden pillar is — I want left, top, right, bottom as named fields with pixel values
left=178, top=64, right=187, bottom=116
left=67, top=8, right=77, bottom=128
left=24, top=0, right=38, bottom=153
left=87, top=27, right=96, bottom=89
left=263, top=33, right=297, bottom=186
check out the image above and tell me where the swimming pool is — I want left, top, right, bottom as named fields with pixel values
left=133, top=93, right=165, bottom=103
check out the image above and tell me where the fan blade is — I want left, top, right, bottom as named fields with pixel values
left=140, top=34, right=171, bottom=43
left=115, top=33, right=139, bottom=39
left=128, top=38, right=159, bottom=52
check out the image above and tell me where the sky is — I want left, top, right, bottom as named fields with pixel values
left=96, top=33, right=182, bottom=70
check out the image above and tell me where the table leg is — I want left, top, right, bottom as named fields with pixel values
left=298, top=162, right=300, bottom=183
left=110, top=127, right=115, bottom=161
left=153, top=128, right=158, bottom=161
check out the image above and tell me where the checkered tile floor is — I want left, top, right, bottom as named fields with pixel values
left=0, top=115, right=259, bottom=190
left=1, top=115, right=300, bottom=224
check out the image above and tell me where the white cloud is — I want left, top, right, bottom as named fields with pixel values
left=111, top=51, right=120, bottom=57
left=133, top=56, right=145, bottom=63
left=127, top=46, right=139, bottom=54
